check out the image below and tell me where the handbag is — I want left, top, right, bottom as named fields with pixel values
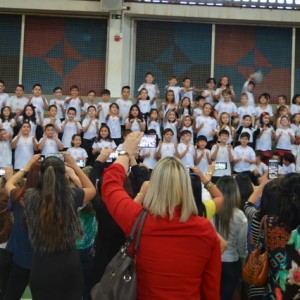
left=91, top=209, right=147, bottom=300
left=242, top=215, right=269, bottom=286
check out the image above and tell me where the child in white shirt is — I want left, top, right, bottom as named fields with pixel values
left=82, top=90, right=97, bottom=118
left=0, top=129, right=12, bottom=167
left=237, top=93, right=255, bottom=127
left=98, top=89, right=111, bottom=125
left=241, top=74, right=256, bottom=107
left=138, top=72, right=159, bottom=109
left=291, top=94, right=300, bottom=115
left=67, top=134, right=88, bottom=166
left=139, top=129, right=158, bottom=171
left=0, top=80, right=9, bottom=110
left=7, top=84, right=27, bottom=115
left=155, top=128, right=177, bottom=160
left=214, top=89, right=238, bottom=123
left=64, top=85, right=84, bottom=120
left=49, top=87, right=65, bottom=120
left=27, top=83, right=49, bottom=117
left=165, top=75, right=181, bottom=105
left=125, top=105, right=146, bottom=132
left=279, top=153, right=296, bottom=175
left=116, top=86, right=133, bottom=126
left=177, top=130, right=195, bottom=169
left=106, top=103, right=122, bottom=145
left=194, top=135, right=211, bottom=175
left=92, top=125, right=117, bottom=156
left=255, top=93, right=273, bottom=124
left=43, top=105, right=62, bottom=135
left=202, top=77, right=216, bottom=106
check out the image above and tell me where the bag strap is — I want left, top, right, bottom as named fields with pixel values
left=127, top=209, right=147, bottom=250
left=255, top=215, right=267, bottom=248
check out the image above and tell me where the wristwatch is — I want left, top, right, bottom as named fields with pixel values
left=19, top=168, right=28, bottom=175
left=118, top=150, right=132, bottom=159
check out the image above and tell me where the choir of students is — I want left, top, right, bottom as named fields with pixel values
left=0, top=75, right=299, bottom=177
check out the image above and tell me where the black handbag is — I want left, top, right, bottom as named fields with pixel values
left=91, top=209, right=148, bottom=300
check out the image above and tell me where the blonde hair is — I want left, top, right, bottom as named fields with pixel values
left=142, top=157, right=197, bottom=222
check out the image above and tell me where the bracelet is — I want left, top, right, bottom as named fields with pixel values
left=19, top=168, right=28, bottom=176
left=204, top=181, right=214, bottom=191
left=136, top=192, right=144, bottom=198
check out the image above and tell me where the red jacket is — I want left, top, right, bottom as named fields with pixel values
left=102, top=163, right=221, bottom=300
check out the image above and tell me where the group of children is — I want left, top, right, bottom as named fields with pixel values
left=0, top=74, right=300, bottom=181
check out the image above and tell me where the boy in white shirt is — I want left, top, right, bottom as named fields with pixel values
left=165, top=75, right=182, bottom=105
left=211, top=129, right=234, bottom=183
left=64, top=85, right=84, bottom=120
left=233, top=132, right=256, bottom=175
left=155, top=128, right=177, bottom=160
left=279, top=153, right=296, bottom=175
left=38, top=124, right=64, bottom=156
left=214, top=89, right=238, bottom=122
left=7, top=84, right=27, bottom=116
left=43, top=105, right=62, bottom=135
left=177, top=130, right=195, bottom=169
left=116, top=86, right=133, bottom=127
left=98, top=89, right=111, bottom=125
left=82, top=90, right=98, bottom=118
left=202, top=77, right=216, bottom=106
left=27, top=83, right=49, bottom=116
left=49, top=87, right=65, bottom=120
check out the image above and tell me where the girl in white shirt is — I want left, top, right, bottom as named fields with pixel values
left=256, top=112, right=275, bottom=163
left=106, top=103, right=122, bottom=145
left=275, top=115, right=295, bottom=156
left=163, top=109, right=179, bottom=143
left=125, top=104, right=146, bottom=132
left=92, top=125, right=116, bottom=156
left=11, top=122, right=38, bottom=170
left=155, top=128, right=177, bottom=160
left=147, top=109, right=161, bottom=140
left=67, top=134, right=88, bottom=164
left=0, top=106, right=16, bottom=137
left=214, top=76, right=236, bottom=103
left=216, top=112, right=235, bottom=145
left=159, top=90, right=178, bottom=118
left=136, top=88, right=151, bottom=119
left=178, top=97, right=193, bottom=119
left=255, top=93, right=273, bottom=124
left=179, top=115, right=194, bottom=145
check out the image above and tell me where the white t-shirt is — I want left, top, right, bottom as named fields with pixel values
left=65, top=97, right=82, bottom=119
left=0, top=93, right=9, bottom=110
left=17, top=116, right=38, bottom=137
left=237, top=106, right=255, bottom=126
left=159, top=142, right=176, bottom=159
left=167, top=86, right=182, bottom=104
left=195, top=116, right=217, bottom=141
left=49, top=99, right=65, bottom=119
left=193, top=107, right=203, bottom=118
left=116, top=99, right=133, bottom=125
left=82, top=119, right=99, bottom=140
left=180, top=90, right=194, bottom=103
left=0, top=140, right=12, bottom=167
left=67, top=147, right=88, bottom=160
left=276, top=128, right=295, bottom=150
left=0, top=119, right=16, bottom=137
left=237, top=126, right=257, bottom=144
left=255, top=126, right=274, bottom=151
left=61, top=121, right=82, bottom=148
left=216, top=125, right=234, bottom=145
left=138, top=84, right=159, bottom=109
left=39, top=138, right=59, bottom=156
left=203, top=89, right=215, bottom=106
left=250, top=162, right=268, bottom=176
left=215, top=88, right=235, bottom=103
left=82, top=103, right=97, bottom=119
left=278, top=163, right=296, bottom=175
left=106, top=116, right=121, bottom=139
left=7, top=96, right=27, bottom=113
left=177, top=143, right=195, bottom=168
left=291, top=104, right=300, bottom=115
left=30, top=96, right=48, bottom=116
left=13, top=135, right=36, bottom=169
left=125, top=118, right=144, bottom=132
left=291, top=123, right=300, bottom=139
left=215, top=101, right=237, bottom=115
left=98, top=102, right=111, bottom=124
left=92, top=139, right=116, bottom=154
left=139, top=148, right=157, bottom=169
left=255, top=105, right=273, bottom=124
left=233, top=145, right=256, bottom=172
left=211, top=144, right=233, bottom=177
left=196, top=149, right=211, bottom=175
left=43, top=118, right=62, bottom=135
left=180, top=126, right=194, bottom=145
left=138, top=99, right=151, bottom=114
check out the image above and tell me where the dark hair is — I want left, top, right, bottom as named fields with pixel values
left=121, top=86, right=130, bottom=92
left=0, top=106, right=12, bottom=121
left=248, top=81, right=255, bottom=87
left=242, top=114, right=253, bottom=129
left=67, top=107, right=77, bottom=114
left=217, top=76, right=231, bottom=88
left=240, top=132, right=250, bottom=140
left=218, top=129, right=229, bottom=136
left=168, top=75, right=177, bottom=81
left=283, top=153, right=295, bottom=164
left=109, top=103, right=119, bottom=110
left=21, top=121, right=32, bottom=129
left=259, top=112, right=271, bottom=128
left=291, top=94, right=300, bottom=104
left=181, top=130, right=191, bottom=136
left=221, top=88, right=232, bottom=96
left=258, top=92, right=270, bottom=102
left=206, top=77, right=216, bottom=84
left=202, top=103, right=214, bottom=117
left=0, top=80, right=5, bottom=86
left=195, top=95, right=205, bottom=102
left=97, top=124, right=113, bottom=142
left=87, top=105, right=96, bottom=112
left=277, top=173, right=300, bottom=231
left=180, top=97, right=193, bottom=117
left=123, top=129, right=132, bottom=138
left=45, top=124, right=54, bottom=130
left=71, top=134, right=81, bottom=147
left=182, top=76, right=191, bottom=83
left=53, top=86, right=62, bottom=93
left=128, top=104, right=144, bottom=121
left=70, top=85, right=79, bottom=91
left=278, top=95, right=287, bottom=101
left=137, top=88, right=150, bottom=100
left=163, top=128, right=174, bottom=136
left=145, top=72, right=154, bottom=78
left=235, top=173, right=253, bottom=211
left=190, top=175, right=207, bottom=218
left=255, top=150, right=263, bottom=160
left=165, top=90, right=175, bottom=103
left=101, top=89, right=111, bottom=96
left=32, top=83, right=42, bottom=90
left=22, top=104, right=36, bottom=124
left=196, top=135, right=207, bottom=142
left=147, top=129, right=157, bottom=135
left=15, top=84, right=24, bottom=91
left=87, top=90, right=96, bottom=95
left=48, top=104, right=57, bottom=111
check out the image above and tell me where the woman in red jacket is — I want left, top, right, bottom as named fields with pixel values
left=102, top=131, right=221, bottom=300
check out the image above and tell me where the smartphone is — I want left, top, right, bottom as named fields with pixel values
left=268, top=160, right=279, bottom=179
left=0, top=168, right=5, bottom=176
left=76, top=160, right=86, bottom=168
left=39, top=155, right=45, bottom=162
left=138, top=135, right=157, bottom=148
left=215, top=162, right=227, bottom=170
left=47, top=153, right=64, bottom=161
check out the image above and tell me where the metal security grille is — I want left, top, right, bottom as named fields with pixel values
left=125, top=0, right=300, bottom=10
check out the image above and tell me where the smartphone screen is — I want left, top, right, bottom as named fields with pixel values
left=268, top=160, right=279, bottom=179
left=215, top=162, right=227, bottom=170
left=76, top=160, right=86, bottom=168
left=138, top=135, right=157, bottom=148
